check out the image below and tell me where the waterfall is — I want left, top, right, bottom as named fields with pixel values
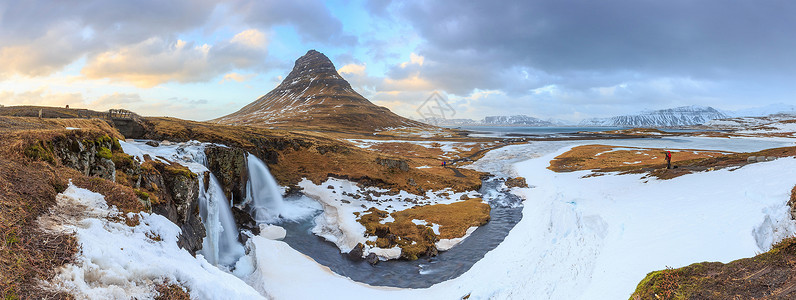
left=245, top=153, right=285, bottom=224
left=198, top=171, right=245, bottom=266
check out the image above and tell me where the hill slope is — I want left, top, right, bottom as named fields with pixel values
left=214, top=50, right=425, bottom=132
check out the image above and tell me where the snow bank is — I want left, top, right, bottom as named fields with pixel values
left=42, top=183, right=264, bottom=299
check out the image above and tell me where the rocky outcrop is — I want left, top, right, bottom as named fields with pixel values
left=139, top=160, right=205, bottom=255
left=376, top=158, right=409, bottom=172
left=51, top=135, right=117, bottom=182
left=205, top=146, right=248, bottom=205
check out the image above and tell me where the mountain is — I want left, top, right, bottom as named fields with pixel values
left=580, top=106, right=729, bottom=127
left=482, top=115, right=554, bottom=126
left=726, top=103, right=796, bottom=117
left=214, top=50, right=425, bottom=132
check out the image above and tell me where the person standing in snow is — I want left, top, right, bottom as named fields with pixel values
left=665, top=151, right=672, bottom=169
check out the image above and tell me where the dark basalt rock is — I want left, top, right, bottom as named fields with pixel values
left=231, top=206, right=260, bottom=244
left=142, top=161, right=205, bottom=255
left=348, top=243, right=365, bottom=259
left=205, top=145, right=248, bottom=205
left=366, top=252, right=379, bottom=265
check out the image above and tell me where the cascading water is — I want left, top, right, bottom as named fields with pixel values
left=245, top=153, right=285, bottom=223
left=199, top=171, right=246, bottom=266
left=120, top=140, right=246, bottom=267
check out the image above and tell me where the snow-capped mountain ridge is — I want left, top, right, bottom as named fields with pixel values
left=482, top=115, right=554, bottom=126
left=580, top=105, right=728, bottom=127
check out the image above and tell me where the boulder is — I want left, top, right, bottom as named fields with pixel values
left=348, top=243, right=365, bottom=259
left=366, top=253, right=379, bottom=265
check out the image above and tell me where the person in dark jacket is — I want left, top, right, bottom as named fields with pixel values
left=665, top=151, right=672, bottom=169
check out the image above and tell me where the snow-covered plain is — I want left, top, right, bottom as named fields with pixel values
left=230, top=138, right=796, bottom=299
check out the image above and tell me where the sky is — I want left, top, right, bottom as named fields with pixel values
left=1, top=0, right=795, bottom=122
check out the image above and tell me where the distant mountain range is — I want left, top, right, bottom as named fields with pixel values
left=420, top=115, right=568, bottom=126
left=580, top=106, right=728, bottom=127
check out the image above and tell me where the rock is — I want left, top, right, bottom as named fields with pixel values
left=366, top=253, right=379, bottom=265
left=160, top=140, right=172, bottom=146
left=505, top=177, right=529, bottom=188
left=143, top=161, right=205, bottom=255
left=145, top=140, right=160, bottom=147
left=258, top=224, right=287, bottom=240
left=376, top=158, right=409, bottom=172
left=232, top=206, right=259, bottom=239
left=767, top=156, right=778, bottom=161
left=348, top=243, right=365, bottom=259
left=205, top=146, right=249, bottom=206
left=460, top=194, right=469, bottom=200
left=747, top=156, right=757, bottom=163
left=756, top=156, right=767, bottom=162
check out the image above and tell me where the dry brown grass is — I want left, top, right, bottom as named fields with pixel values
left=358, top=199, right=490, bottom=260
left=154, top=283, right=191, bottom=300
left=0, top=159, right=77, bottom=299
left=549, top=145, right=727, bottom=173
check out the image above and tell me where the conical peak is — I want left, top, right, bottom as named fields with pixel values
left=285, top=50, right=337, bottom=80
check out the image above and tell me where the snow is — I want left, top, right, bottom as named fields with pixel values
left=42, top=183, right=264, bottom=299
left=258, top=224, right=287, bottom=240
left=239, top=138, right=796, bottom=299
left=436, top=226, right=478, bottom=251
left=65, top=127, right=81, bottom=130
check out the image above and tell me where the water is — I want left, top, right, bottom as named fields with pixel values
left=245, top=153, right=286, bottom=223
left=451, top=126, right=628, bottom=138
left=199, top=172, right=246, bottom=266
left=277, top=178, right=523, bottom=288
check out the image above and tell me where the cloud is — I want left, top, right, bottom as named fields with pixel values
left=219, top=72, right=256, bottom=83
left=230, top=0, right=357, bottom=45
left=81, top=29, right=269, bottom=87
left=0, top=88, right=85, bottom=107
left=0, top=0, right=219, bottom=78
left=385, top=0, right=796, bottom=98
left=338, top=63, right=367, bottom=76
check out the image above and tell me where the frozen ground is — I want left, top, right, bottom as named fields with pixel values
left=235, top=137, right=796, bottom=299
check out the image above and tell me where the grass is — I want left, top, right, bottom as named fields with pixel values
left=358, top=198, right=491, bottom=260
left=154, top=282, right=191, bottom=300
